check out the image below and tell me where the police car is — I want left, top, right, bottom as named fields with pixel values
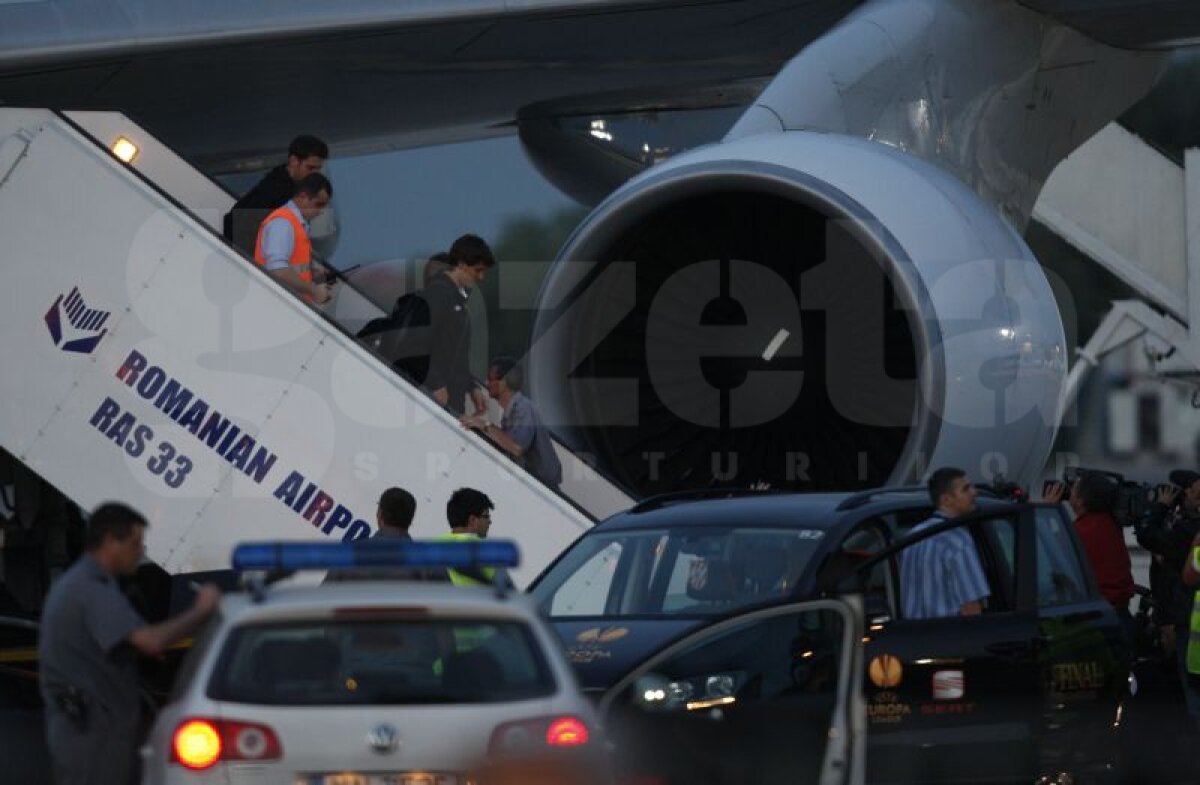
left=529, top=488, right=1131, bottom=785
left=140, top=540, right=606, bottom=785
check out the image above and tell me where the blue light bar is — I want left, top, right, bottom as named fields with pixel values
left=231, top=539, right=520, bottom=572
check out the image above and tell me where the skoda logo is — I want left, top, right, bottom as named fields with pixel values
left=367, top=723, right=399, bottom=754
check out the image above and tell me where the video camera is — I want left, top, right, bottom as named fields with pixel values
left=988, top=475, right=1029, bottom=502
left=1054, top=467, right=1153, bottom=528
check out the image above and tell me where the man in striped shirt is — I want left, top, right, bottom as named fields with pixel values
left=900, top=467, right=990, bottom=619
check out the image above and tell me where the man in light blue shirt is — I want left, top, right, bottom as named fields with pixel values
left=900, top=467, right=990, bottom=619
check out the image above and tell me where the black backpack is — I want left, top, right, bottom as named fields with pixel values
left=357, top=292, right=433, bottom=384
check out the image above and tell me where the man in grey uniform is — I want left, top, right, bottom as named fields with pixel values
left=38, top=502, right=219, bottom=785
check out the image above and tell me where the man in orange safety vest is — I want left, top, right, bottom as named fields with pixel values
left=253, top=172, right=335, bottom=305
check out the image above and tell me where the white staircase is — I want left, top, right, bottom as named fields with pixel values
left=0, top=108, right=632, bottom=586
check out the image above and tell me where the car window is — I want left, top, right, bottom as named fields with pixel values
left=168, top=612, right=222, bottom=702
left=977, top=517, right=1017, bottom=610
left=533, top=528, right=826, bottom=619
left=1033, top=507, right=1088, bottom=607
left=207, top=619, right=555, bottom=705
left=818, top=521, right=891, bottom=605
left=548, top=540, right=625, bottom=616
left=606, top=605, right=848, bottom=785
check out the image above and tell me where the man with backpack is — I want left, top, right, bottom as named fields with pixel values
left=358, top=235, right=495, bottom=414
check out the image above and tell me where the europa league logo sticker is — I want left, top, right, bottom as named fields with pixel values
left=869, top=654, right=903, bottom=688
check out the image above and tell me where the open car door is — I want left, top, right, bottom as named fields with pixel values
left=599, top=597, right=866, bottom=785
left=845, top=507, right=1042, bottom=784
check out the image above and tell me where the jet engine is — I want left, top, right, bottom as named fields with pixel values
left=529, top=131, right=1066, bottom=496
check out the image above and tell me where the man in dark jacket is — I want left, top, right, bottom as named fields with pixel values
left=359, top=236, right=494, bottom=412
left=324, top=487, right=446, bottom=582
left=1135, top=469, right=1200, bottom=723
left=223, top=135, right=328, bottom=255
left=423, top=234, right=494, bottom=414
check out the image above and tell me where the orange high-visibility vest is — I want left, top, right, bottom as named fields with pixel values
left=253, top=205, right=313, bottom=294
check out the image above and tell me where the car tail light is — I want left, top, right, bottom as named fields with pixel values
left=546, top=717, right=589, bottom=747
left=173, top=720, right=221, bottom=770
left=489, top=715, right=591, bottom=757
left=171, top=718, right=282, bottom=769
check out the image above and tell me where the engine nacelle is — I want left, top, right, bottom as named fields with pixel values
left=529, top=131, right=1066, bottom=495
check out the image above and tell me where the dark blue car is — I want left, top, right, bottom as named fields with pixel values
left=529, top=488, right=1131, bottom=785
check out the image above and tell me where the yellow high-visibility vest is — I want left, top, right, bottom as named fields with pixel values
left=435, top=531, right=495, bottom=587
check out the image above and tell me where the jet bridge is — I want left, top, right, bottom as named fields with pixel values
left=0, top=108, right=631, bottom=587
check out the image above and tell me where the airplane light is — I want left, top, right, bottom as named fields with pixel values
left=110, top=136, right=139, bottom=164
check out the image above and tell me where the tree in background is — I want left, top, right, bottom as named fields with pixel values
left=476, top=206, right=589, bottom=360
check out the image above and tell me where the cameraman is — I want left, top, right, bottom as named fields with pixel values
left=1046, top=472, right=1135, bottom=640
left=1135, top=469, right=1200, bottom=728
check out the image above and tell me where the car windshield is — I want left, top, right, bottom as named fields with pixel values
left=207, top=619, right=555, bottom=705
left=532, top=527, right=825, bottom=619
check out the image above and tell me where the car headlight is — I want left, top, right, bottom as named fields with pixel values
left=666, top=680, right=694, bottom=703
left=705, top=675, right=736, bottom=698
left=662, top=671, right=745, bottom=708
left=632, top=671, right=747, bottom=712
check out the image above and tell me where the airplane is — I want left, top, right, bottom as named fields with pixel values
left=2, top=0, right=1199, bottom=503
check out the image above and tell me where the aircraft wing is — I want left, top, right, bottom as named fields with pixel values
left=2, top=0, right=1197, bottom=172
left=1018, top=0, right=1200, bottom=49
left=0, top=0, right=859, bottom=172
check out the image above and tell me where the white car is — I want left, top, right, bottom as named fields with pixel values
left=140, top=540, right=604, bottom=785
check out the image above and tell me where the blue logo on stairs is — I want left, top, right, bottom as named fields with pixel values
left=46, top=287, right=110, bottom=354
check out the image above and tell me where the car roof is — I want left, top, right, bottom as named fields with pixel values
left=215, top=581, right=542, bottom=625
left=589, top=488, right=1020, bottom=535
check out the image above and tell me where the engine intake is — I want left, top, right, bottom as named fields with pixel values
left=530, top=132, right=1065, bottom=496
